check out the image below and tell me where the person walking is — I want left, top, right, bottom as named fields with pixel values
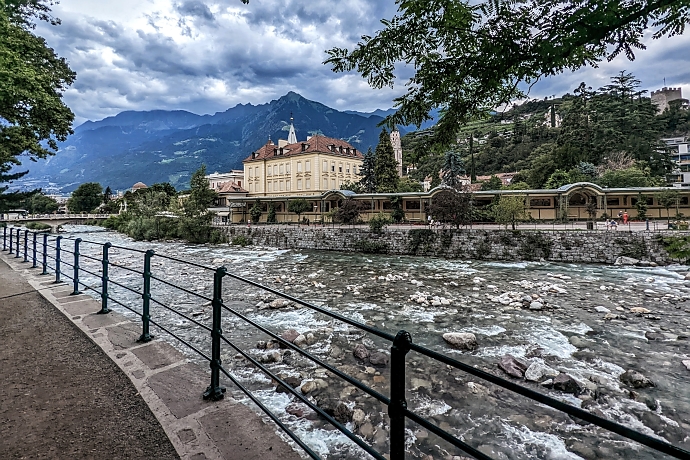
left=623, top=211, right=629, bottom=225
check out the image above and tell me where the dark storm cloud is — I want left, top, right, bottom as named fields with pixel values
left=175, top=0, right=215, bottom=21
left=33, top=0, right=690, bottom=125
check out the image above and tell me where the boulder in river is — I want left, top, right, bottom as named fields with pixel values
left=524, top=362, right=559, bottom=382
left=682, top=360, right=690, bottom=371
left=442, top=332, right=478, bottom=350
left=281, top=329, right=300, bottom=344
left=276, top=376, right=302, bottom=394
left=614, top=256, right=640, bottom=266
left=552, top=373, right=584, bottom=394
left=620, top=370, right=654, bottom=389
left=353, top=343, right=369, bottom=361
left=369, top=352, right=389, bottom=368
left=498, top=354, right=529, bottom=378
left=334, top=402, right=353, bottom=424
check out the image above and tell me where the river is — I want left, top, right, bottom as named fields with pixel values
left=54, top=225, right=690, bottom=460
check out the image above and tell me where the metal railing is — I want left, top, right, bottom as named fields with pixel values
left=3, top=226, right=690, bottom=460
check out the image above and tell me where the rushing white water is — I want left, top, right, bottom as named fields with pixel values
left=50, top=225, right=690, bottom=459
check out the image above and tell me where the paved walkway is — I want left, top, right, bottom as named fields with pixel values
left=0, top=251, right=301, bottom=460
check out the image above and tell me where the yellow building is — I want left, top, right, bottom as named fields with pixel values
left=243, top=124, right=364, bottom=197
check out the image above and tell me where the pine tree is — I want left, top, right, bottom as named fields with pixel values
left=359, top=147, right=377, bottom=193
left=374, top=128, right=399, bottom=193
left=442, top=149, right=466, bottom=189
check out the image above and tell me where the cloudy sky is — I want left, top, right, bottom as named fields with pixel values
left=37, top=0, right=690, bottom=125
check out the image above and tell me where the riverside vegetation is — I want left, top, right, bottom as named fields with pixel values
left=100, top=165, right=226, bottom=244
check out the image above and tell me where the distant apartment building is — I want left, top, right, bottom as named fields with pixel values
left=206, top=170, right=244, bottom=190
left=665, top=136, right=690, bottom=187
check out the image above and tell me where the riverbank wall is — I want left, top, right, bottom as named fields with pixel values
left=221, top=226, right=689, bottom=265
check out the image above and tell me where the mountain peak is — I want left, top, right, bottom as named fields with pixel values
left=281, top=91, right=304, bottom=102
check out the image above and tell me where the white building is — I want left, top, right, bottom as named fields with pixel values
left=206, top=170, right=244, bottom=190
left=664, top=137, right=690, bottom=187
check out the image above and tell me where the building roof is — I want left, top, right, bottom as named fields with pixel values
left=216, top=181, right=247, bottom=194
left=132, top=182, right=147, bottom=190
left=243, top=135, right=362, bottom=162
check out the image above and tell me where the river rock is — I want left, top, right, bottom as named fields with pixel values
left=281, top=329, right=299, bottom=344
left=524, top=362, right=559, bottom=382
left=594, top=306, right=610, bottom=313
left=620, top=370, right=654, bottom=388
left=300, top=380, right=317, bottom=394
left=614, top=256, right=640, bottom=266
left=353, top=343, right=369, bottom=361
left=285, top=402, right=307, bottom=418
left=442, top=332, right=478, bottom=350
left=270, top=299, right=290, bottom=309
left=258, top=351, right=282, bottom=364
left=529, top=301, right=543, bottom=311
left=334, top=402, right=353, bottom=424
left=305, top=332, right=316, bottom=345
left=369, top=352, right=389, bottom=368
left=498, top=354, right=529, bottom=378
left=630, top=307, right=651, bottom=315
left=569, top=335, right=589, bottom=348
left=276, top=376, right=302, bottom=394
left=293, top=334, right=307, bottom=348
left=553, top=373, right=583, bottom=394
left=682, top=360, right=690, bottom=371
left=352, top=408, right=366, bottom=426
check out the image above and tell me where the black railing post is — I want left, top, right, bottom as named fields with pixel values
left=389, top=330, right=412, bottom=460
left=8, top=226, right=13, bottom=254
left=55, top=235, right=62, bottom=283
left=23, top=230, right=29, bottom=262
left=15, top=228, right=20, bottom=258
left=3, top=225, right=6, bottom=250
left=32, top=232, right=37, bottom=268
left=71, top=238, right=81, bottom=295
left=41, top=233, right=48, bottom=275
left=204, top=266, right=227, bottom=401
left=137, top=249, right=155, bottom=342
left=98, top=243, right=111, bottom=314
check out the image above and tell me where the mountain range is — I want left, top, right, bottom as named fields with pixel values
left=17, top=92, right=432, bottom=193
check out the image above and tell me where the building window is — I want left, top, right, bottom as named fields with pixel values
left=331, top=179, right=336, bottom=189
left=323, top=160, right=328, bottom=172
left=255, top=167, right=259, bottom=177
left=286, top=180, right=291, bottom=191
left=346, top=163, right=350, bottom=173
left=268, top=182, right=272, bottom=192
left=249, top=183, right=252, bottom=192
left=297, top=162, right=302, bottom=172
left=339, top=163, right=343, bottom=173
left=406, top=201, right=421, bottom=210
left=353, top=165, right=358, bottom=174
left=323, top=178, right=328, bottom=189
left=305, top=160, right=311, bottom=172
left=331, top=162, right=335, bottom=172
left=297, top=179, right=302, bottom=190
left=280, top=181, right=285, bottom=191
left=606, top=197, right=620, bottom=206
left=306, top=178, right=311, bottom=189
left=280, top=164, right=284, bottom=175
left=274, top=180, right=278, bottom=191
left=273, top=165, right=277, bottom=175
left=286, top=163, right=290, bottom=174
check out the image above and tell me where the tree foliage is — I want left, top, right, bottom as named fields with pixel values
left=358, top=147, right=377, bottom=193
left=1, top=0, right=75, bottom=209
left=493, top=195, right=527, bottom=230
left=442, top=149, right=466, bottom=189
left=288, top=198, right=310, bottom=222
left=427, top=188, right=474, bottom=228
left=657, top=189, right=680, bottom=221
left=67, top=182, right=102, bottom=213
left=333, top=199, right=363, bottom=225
left=326, top=0, right=689, bottom=146
left=374, top=128, right=399, bottom=193
left=23, top=191, right=57, bottom=214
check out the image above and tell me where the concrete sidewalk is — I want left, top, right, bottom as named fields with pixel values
left=0, top=251, right=301, bottom=460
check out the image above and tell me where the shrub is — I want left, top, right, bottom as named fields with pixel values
left=25, top=222, right=51, bottom=230
left=231, top=235, right=251, bottom=247
left=368, top=213, right=391, bottom=234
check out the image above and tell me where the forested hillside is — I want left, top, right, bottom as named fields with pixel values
left=403, top=72, right=690, bottom=189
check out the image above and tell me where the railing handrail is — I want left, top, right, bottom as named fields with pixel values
left=3, top=227, right=689, bottom=460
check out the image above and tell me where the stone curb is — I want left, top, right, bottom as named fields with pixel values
left=0, top=251, right=301, bottom=460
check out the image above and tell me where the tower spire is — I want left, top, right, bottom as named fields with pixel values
left=287, top=112, right=297, bottom=144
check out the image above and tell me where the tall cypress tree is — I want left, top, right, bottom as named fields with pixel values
left=442, top=149, right=466, bottom=189
left=359, top=147, right=377, bottom=193
left=374, top=128, right=399, bottom=193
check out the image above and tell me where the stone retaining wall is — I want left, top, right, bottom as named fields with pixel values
left=220, top=226, right=688, bottom=265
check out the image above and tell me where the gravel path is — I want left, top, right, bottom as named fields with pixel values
left=0, top=258, right=179, bottom=459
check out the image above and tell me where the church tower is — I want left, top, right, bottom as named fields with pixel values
left=390, top=129, right=403, bottom=176
left=287, top=114, right=297, bottom=144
